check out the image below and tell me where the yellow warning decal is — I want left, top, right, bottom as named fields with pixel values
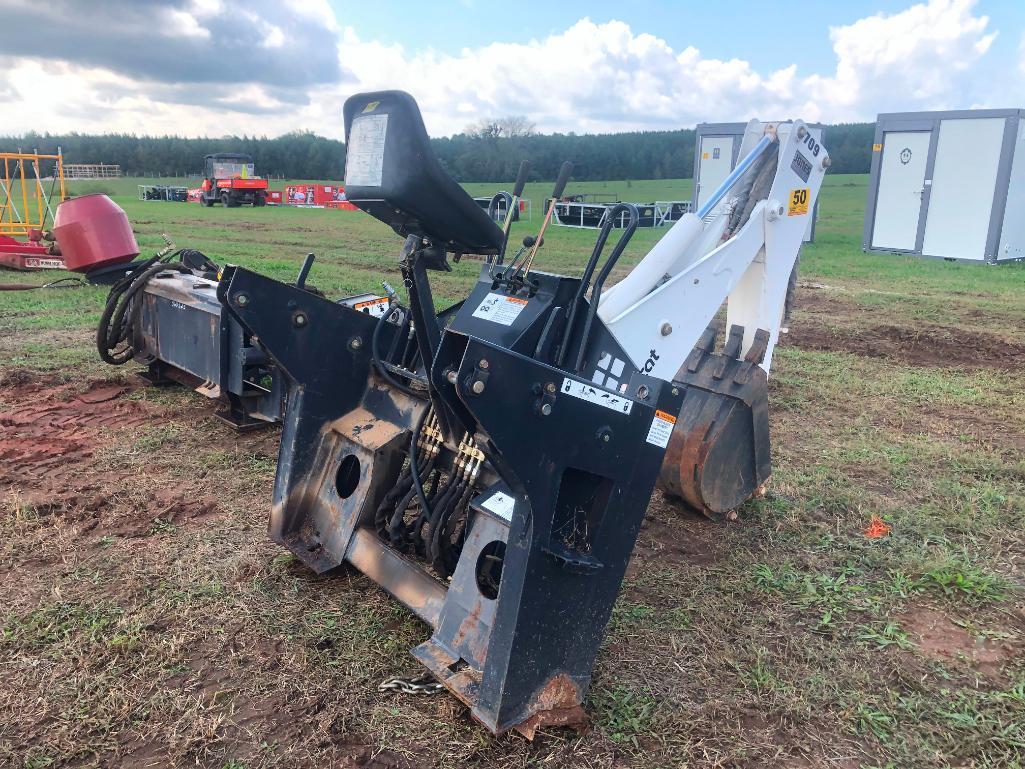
left=654, top=409, right=677, bottom=424
left=702, top=152, right=709, bottom=160
left=872, top=143, right=883, bottom=152
left=788, top=188, right=810, bottom=216
left=354, top=297, right=388, bottom=311
left=362, top=101, right=380, bottom=113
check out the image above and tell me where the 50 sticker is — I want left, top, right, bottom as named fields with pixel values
left=788, top=188, right=810, bottom=216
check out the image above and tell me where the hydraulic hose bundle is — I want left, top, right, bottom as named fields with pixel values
left=96, top=247, right=218, bottom=365
left=372, top=406, right=481, bottom=579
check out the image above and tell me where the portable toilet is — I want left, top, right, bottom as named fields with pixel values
left=863, top=109, right=1025, bottom=263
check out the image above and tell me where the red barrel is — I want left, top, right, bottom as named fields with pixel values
left=52, top=194, right=139, bottom=272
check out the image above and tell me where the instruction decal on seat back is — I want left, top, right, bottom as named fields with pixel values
left=471, top=292, right=528, bottom=325
left=562, top=377, right=633, bottom=414
left=645, top=409, right=677, bottom=448
left=345, top=114, right=388, bottom=187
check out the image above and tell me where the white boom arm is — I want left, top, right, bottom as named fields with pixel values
left=597, top=119, right=829, bottom=382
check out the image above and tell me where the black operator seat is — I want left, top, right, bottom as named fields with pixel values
left=342, top=90, right=504, bottom=257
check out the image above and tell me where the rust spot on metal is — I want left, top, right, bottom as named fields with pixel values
left=451, top=596, right=489, bottom=666
left=331, top=407, right=402, bottom=450
left=513, top=673, right=588, bottom=740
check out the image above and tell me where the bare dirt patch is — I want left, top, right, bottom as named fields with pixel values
left=786, top=322, right=1025, bottom=370
left=0, top=373, right=222, bottom=540
left=901, top=607, right=1018, bottom=676
left=636, top=490, right=722, bottom=569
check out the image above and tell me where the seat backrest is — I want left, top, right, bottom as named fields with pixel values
left=342, top=91, right=504, bottom=256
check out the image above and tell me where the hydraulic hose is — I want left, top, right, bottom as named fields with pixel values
left=371, top=306, right=420, bottom=397
left=408, top=404, right=435, bottom=543
left=97, top=259, right=189, bottom=364
left=96, top=247, right=219, bottom=366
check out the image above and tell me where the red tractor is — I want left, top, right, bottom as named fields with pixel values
left=199, top=153, right=268, bottom=207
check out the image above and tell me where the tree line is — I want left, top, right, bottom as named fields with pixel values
left=1, top=122, right=874, bottom=182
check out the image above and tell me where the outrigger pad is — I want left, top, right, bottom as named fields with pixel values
left=342, top=90, right=504, bottom=256
left=658, top=324, right=772, bottom=518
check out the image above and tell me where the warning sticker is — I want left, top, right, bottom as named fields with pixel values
left=353, top=296, right=389, bottom=317
left=788, top=188, right=810, bottom=217
left=481, top=491, right=516, bottom=522
left=872, top=143, right=883, bottom=152
left=471, top=292, right=528, bottom=326
left=645, top=409, right=677, bottom=448
left=561, top=377, right=633, bottom=415
left=345, top=113, right=388, bottom=187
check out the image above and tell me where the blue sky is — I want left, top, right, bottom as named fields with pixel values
left=329, top=0, right=1025, bottom=76
left=3, top=0, right=1025, bottom=137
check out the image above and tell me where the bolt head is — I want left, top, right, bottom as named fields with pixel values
left=478, top=359, right=489, bottom=370
left=602, top=434, right=610, bottom=443
left=235, top=293, right=249, bottom=307
left=545, top=382, right=556, bottom=393
left=660, top=323, right=672, bottom=336
left=349, top=336, right=362, bottom=350
left=471, top=380, right=485, bottom=395
left=540, top=403, right=552, bottom=416
left=293, top=312, right=307, bottom=327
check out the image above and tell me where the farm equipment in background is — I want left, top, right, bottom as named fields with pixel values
left=198, top=153, right=268, bottom=208
left=92, top=234, right=390, bottom=430
left=79, top=89, right=825, bottom=733
left=0, top=151, right=68, bottom=270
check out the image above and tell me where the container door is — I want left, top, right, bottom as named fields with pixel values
left=922, top=118, right=1006, bottom=261
left=696, top=136, right=735, bottom=212
left=870, top=130, right=930, bottom=251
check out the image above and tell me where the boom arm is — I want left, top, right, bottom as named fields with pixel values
left=598, top=119, right=829, bottom=380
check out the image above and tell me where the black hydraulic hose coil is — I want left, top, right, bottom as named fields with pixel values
left=96, top=259, right=190, bottom=365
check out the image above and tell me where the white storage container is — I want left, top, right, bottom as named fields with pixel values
left=863, top=109, right=1025, bottom=263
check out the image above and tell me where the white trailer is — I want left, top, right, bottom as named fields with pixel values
left=863, top=109, right=1025, bottom=263
left=693, top=121, right=823, bottom=242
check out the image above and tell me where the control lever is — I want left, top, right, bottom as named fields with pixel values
left=295, top=252, right=315, bottom=289
left=521, top=161, right=572, bottom=279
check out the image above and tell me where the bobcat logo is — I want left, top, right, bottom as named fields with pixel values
left=899, top=148, right=912, bottom=165
left=642, top=349, right=660, bottom=373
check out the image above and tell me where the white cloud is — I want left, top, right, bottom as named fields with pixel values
left=805, top=0, right=997, bottom=118
left=164, top=9, right=210, bottom=39
left=0, top=0, right=1014, bottom=139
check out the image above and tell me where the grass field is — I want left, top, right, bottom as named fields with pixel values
left=1, top=174, right=1024, bottom=769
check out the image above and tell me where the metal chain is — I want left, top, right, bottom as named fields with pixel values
left=378, top=673, right=446, bottom=696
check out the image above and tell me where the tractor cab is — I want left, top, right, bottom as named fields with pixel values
left=200, top=152, right=268, bottom=208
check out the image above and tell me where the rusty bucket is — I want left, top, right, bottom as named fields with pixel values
left=658, top=324, right=772, bottom=518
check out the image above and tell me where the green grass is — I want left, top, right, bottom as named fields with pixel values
left=1, top=172, right=1024, bottom=768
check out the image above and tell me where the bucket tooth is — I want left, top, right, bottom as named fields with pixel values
left=658, top=324, right=771, bottom=518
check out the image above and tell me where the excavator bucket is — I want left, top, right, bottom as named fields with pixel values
left=658, top=323, right=772, bottom=519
